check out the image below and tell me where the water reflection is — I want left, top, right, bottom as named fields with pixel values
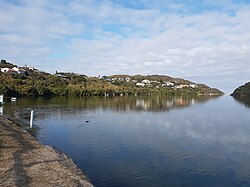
left=0, top=105, right=3, bottom=115
left=4, top=95, right=219, bottom=114
left=3, top=95, right=221, bottom=133
left=233, top=96, right=250, bottom=108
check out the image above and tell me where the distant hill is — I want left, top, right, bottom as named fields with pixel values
left=109, top=74, right=189, bottom=84
left=107, top=74, right=224, bottom=95
left=0, top=60, right=224, bottom=97
left=231, top=82, right=250, bottom=97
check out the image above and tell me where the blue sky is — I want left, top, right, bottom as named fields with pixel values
left=0, top=0, right=250, bottom=93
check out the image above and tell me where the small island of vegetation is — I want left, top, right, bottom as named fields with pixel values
left=0, top=59, right=224, bottom=98
left=231, top=82, right=250, bottom=97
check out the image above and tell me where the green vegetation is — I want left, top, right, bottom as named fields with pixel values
left=0, top=59, right=16, bottom=68
left=231, top=82, right=250, bottom=97
left=0, top=60, right=224, bottom=97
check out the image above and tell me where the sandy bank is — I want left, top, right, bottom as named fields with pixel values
left=0, top=117, right=93, bottom=187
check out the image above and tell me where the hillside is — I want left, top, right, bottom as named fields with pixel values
left=231, top=82, right=250, bottom=97
left=0, top=60, right=224, bottom=97
left=0, top=59, right=16, bottom=68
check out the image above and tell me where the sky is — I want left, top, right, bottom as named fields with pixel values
left=0, top=0, right=250, bottom=93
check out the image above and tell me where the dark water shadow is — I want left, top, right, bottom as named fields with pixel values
left=233, top=96, right=250, bottom=108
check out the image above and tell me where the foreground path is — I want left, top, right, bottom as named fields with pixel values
left=0, top=117, right=93, bottom=187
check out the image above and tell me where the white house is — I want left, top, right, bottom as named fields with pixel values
left=12, top=67, right=26, bottom=74
left=175, top=84, right=189, bottom=89
left=25, top=66, right=34, bottom=70
left=136, top=83, right=145, bottom=87
left=142, top=79, right=151, bottom=84
left=1, top=67, right=26, bottom=74
left=1, top=68, right=10, bottom=73
left=165, top=81, right=174, bottom=86
left=12, top=67, right=19, bottom=72
left=189, top=84, right=198, bottom=88
left=125, top=77, right=131, bottom=82
left=118, top=77, right=124, bottom=81
left=161, top=84, right=167, bottom=87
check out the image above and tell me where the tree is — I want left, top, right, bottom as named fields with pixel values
left=1, top=59, right=7, bottom=64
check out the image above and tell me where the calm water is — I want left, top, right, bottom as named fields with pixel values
left=2, top=95, right=250, bottom=187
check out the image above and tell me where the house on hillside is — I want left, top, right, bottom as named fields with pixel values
left=118, top=77, right=125, bottom=81
left=189, top=84, right=198, bottom=88
left=102, top=76, right=112, bottom=82
left=12, top=67, right=26, bottom=74
left=175, top=84, right=189, bottom=89
left=142, top=79, right=151, bottom=84
left=165, top=81, right=174, bottom=86
left=106, top=78, right=113, bottom=82
left=18, top=69, right=26, bottom=74
left=125, top=77, right=131, bottom=82
left=1, top=68, right=10, bottom=73
left=1, top=68, right=17, bottom=75
left=12, top=67, right=19, bottom=72
left=1, top=67, right=26, bottom=74
left=56, top=74, right=69, bottom=79
left=24, top=65, right=34, bottom=70
left=136, top=83, right=145, bottom=87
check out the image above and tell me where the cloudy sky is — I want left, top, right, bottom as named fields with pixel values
left=0, top=0, right=250, bottom=93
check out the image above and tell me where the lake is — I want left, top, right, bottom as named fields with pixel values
left=2, top=95, right=250, bottom=187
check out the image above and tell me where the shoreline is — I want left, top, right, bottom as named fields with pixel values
left=0, top=116, right=94, bottom=187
